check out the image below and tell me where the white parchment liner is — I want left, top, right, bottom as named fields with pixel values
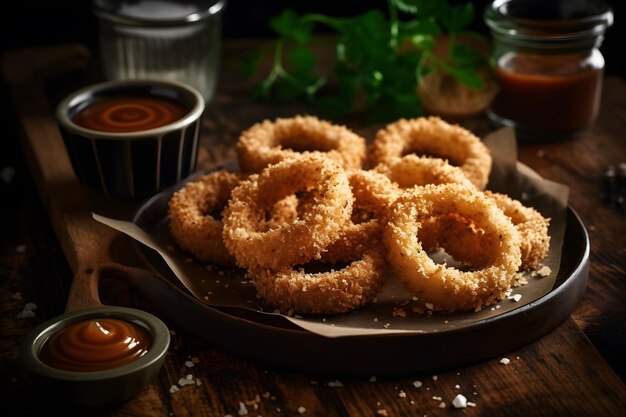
left=94, top=127, right=569, bottom=337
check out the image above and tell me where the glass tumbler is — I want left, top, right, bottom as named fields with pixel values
left=93, top=0, right=226, bottom=103
left=484, top=0, right=613, bottom=140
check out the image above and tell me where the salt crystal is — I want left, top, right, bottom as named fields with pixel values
left=452, top=394, right=467, bottom=409
left=500, top=358, right=511, bottom=365
left=169, top=385, right=179, bottom=394
left=438, top=402, right=446, bottom=408
left=369, top=376, right=377, bottom=382
left=238, top=402, right=248, bottom=416
left=467, top=402, right=477, bottom=407
left=412, top=380, right=422, bottom=388
left=297, top=406, right=306, bottom=414
left=328, top=380, right=343, bottom=387
left=399, top=390, right=406, bottom=398
left=185, top=361, right=194, bottom=368
left=432, top=375, right=438, bottom=381
left=512, top=294, right=522, bottom=302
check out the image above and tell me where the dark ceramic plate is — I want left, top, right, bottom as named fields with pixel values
left=128, top=163, right=589, bottom=376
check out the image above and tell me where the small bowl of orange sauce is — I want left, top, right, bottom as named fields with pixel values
left=21, top=306, right=170, bottom=407
left=56, top=79, right=204, bottom=198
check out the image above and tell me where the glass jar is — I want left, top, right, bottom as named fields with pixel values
left=93, top=0, right=226, bottom=103
left=484, top=0, right=613, bottom=140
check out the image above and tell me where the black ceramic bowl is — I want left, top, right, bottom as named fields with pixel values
left=56, top=79, right=204, bottom=198
left=21, top=306, right=170, bottom=407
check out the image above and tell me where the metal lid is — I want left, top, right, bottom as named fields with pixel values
left=484, top=0, right=613, bottom=50
left=93, top=0, right=226, bottom=27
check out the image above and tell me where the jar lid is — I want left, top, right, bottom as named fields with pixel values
left=93, top=0, right=226, bottom=27
left=484, top=0, right=613, bottom=49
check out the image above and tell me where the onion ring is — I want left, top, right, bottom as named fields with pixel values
left=485, top=191, right=551, bottom=271
left=222, top=155, right=353, bottom=270
left=236, top=115, right=366, bottom=173
left=384, top=183, right=521, bottom=312
left=168, top=170, right=242, bottom=265
left=374, top=155, right=474, bottom=189
left=250, top=246, right=387, bottom=315
left=369, top=117, right=492, bottom=189
left=320, top=170, right=399, bottom=263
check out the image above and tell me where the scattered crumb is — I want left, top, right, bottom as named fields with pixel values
left=452, top=394, right=467, bottom=409
left=191, top=356, right=200, bottom=364
left=376, top=409, right=388, bottom=416
left=383, top=323, right=391, bottom=329
left=297, top=406, right=306, bottom=414
left=432, top=375, right=438, bottom=381
left=500, top=358, right=511, bottom=365
left=185, top=361, right=195, bottom=368
left=238, top=402, right=248, bottom=416
left=16, top=302, right=37, bottom=319
left=15, top=244, right=27, bottom=254
left=1, top=165, right=16, bottom=183
left=413, top=380, right=423, bottom=388
left=369, top=376, right=377, bottom=382
left=537, top=266, right=551, bottom=277
left=467, top=402, right=477, bottom=407
left=432, top=396, right=442, bottom=401
left=399, top=390, right=407, bottom=398
left=11, top=292, right=22, bottom=301
left=169, top=385, right=179, bottom=394
left=438, top=402, right=446, bottom=408
left=169, top=329, right=177, bottom=336
left=425, top=303, right=434, bottom=310
left=328, top=380, right=343, bottom=387
left=392, top=307, right=406, bottom=317
left=455, top=385, right=460, bottom=389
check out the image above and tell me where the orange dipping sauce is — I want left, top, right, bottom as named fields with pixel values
left=39, top=318, right=152, bottom=372
left=73, top=95, right=189, bottom=133
left=491, top=52, right=603, bottom=133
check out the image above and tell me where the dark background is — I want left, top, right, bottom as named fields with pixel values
left=0, top=0, right=624, bottom=78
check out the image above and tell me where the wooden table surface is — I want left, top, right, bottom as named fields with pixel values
left=1, top=41, right=625, bottom=417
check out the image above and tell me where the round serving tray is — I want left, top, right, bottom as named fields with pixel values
left=127, top=165, right=589, bottom=376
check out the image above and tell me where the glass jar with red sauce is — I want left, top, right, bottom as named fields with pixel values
left=484, top=0, right=613, bottom=140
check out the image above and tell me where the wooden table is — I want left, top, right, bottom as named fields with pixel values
left=1, top=42, right=625, bottom=416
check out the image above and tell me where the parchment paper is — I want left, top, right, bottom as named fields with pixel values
left=94, top=127, right=569, bottom=338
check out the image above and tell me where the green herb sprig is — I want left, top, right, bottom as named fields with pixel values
left=243, top=0, right=487, bottom=122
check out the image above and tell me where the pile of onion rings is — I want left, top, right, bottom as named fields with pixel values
left=167, top=115, right=552, bottom=315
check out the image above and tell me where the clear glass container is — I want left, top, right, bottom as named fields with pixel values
left=93, top=0, right=226, bottom=103
left=484, top=0, right=613, bottom=140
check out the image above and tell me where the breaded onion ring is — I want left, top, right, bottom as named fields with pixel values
left=168, top=170, right=242, bottom=265
left=384, top=184, right=521, bottom=312
left=375, top=155, right=474, bottom=189
left=369, top=117, right=492, bottom=189
left=321, top=170, right=398, bottom=263
left=251, top=246, right=387, bottom=315
left=236, top=115, right=366, bottom=173
left=222, top=155, right=352, bottom=270
left=485, top=191, right=551, bottom=271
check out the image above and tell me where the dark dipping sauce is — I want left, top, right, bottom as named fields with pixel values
left=39, top=318, right=152, bottom=372
left=73, top=95, right=189, bottom=132
left=491, top=53, right=603, bottom=133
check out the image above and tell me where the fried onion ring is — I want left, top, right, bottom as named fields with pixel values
left=236, top=115, right=366, bottom=173
left=485, top=191, right=551, bottom=271
left=250, top=246, right=387, bottom=315
left=384, top=184, right=521, bottom=312
left=321, top=170, right=399, bottom=263
left=222, top=155, right=352, bottom=270
left=369, top=117, right=492, bottom=189
left=168, top=170, right=242, bottom=265
left=375, top=155, right=474, bottom=190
